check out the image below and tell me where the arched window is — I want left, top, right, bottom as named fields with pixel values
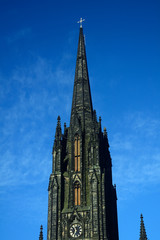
left=74, top=182, right=81, bottom=206
left=74, top=136, right=80, bottom=172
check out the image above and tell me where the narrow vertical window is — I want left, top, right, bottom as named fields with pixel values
left=74, top=182, right=81, bottom=206
left=75, top=136, right=80, bottom=171
left=75, top=186, right=78, bottom=205
left=78, top=186, right=81, bottom=205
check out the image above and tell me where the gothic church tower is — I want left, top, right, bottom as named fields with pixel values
left=47, top=26, right=119, bottom=240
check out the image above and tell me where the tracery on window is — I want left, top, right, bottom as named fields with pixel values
left=74, top=136, right=80, bottom=172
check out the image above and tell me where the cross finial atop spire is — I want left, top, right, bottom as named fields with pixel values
left=77, top=18, right=85, bottom=28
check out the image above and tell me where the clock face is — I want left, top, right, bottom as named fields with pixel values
left=70, top=224, right=82, bottom=238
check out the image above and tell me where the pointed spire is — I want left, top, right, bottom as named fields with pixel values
left=140, top=214, right=148, bottom=240
left=55, top=116, right=61, bottom=140
left=103, top=127, right=107, bottom=137
left=70, top=27, right=93, bottom=130
left=93, top=110, right=97, bottom=123
left=99, top=116, right=102, bottom=130
left=57, top=115, right=61, bottom=128
left=64, top=122, right=66, bottom=132
left=39, top=225, right=43, bottom=240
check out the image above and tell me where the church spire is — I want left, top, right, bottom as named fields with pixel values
left=140, top=214, right=148, bottom=240
left=47, top=26, right=119, bottom=240
left=55, top=116, right=61, bottom=141
left=39, top=225, right=43, bottom=240
left=70, top=27, right=93, bottom=130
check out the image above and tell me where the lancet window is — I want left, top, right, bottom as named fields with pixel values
left=74, top=135, right=80, bottom=172
left=74, top=181, right=81, bottom=206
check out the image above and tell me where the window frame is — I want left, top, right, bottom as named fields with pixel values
left=74, top=181, right=81, bottom=206
left=74, top=136, right=80, bottom=172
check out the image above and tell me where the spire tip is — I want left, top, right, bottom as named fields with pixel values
left=77, top=18, right=85, bottom=28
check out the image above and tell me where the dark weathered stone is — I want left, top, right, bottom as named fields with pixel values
left=39, top=225, right=43, bottom=240
left=47, top=27, right=119, bottom=240
left=139, top=214, right=148, bottom=240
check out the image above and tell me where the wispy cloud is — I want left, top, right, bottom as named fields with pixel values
left=110, top=112, right=160, bottom=199
left=0, top=56, right=74, bottom=188
left=127, top=112, right=160, bottom=137
left=6, top=28, right=31, bottom=43
left=1, top=57, right=159, bottom=201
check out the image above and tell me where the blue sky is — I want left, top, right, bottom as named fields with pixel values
left=0, top=0, right=160, bottom=239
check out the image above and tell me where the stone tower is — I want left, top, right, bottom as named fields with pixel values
left=47, top=26, right=119, bottom=240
